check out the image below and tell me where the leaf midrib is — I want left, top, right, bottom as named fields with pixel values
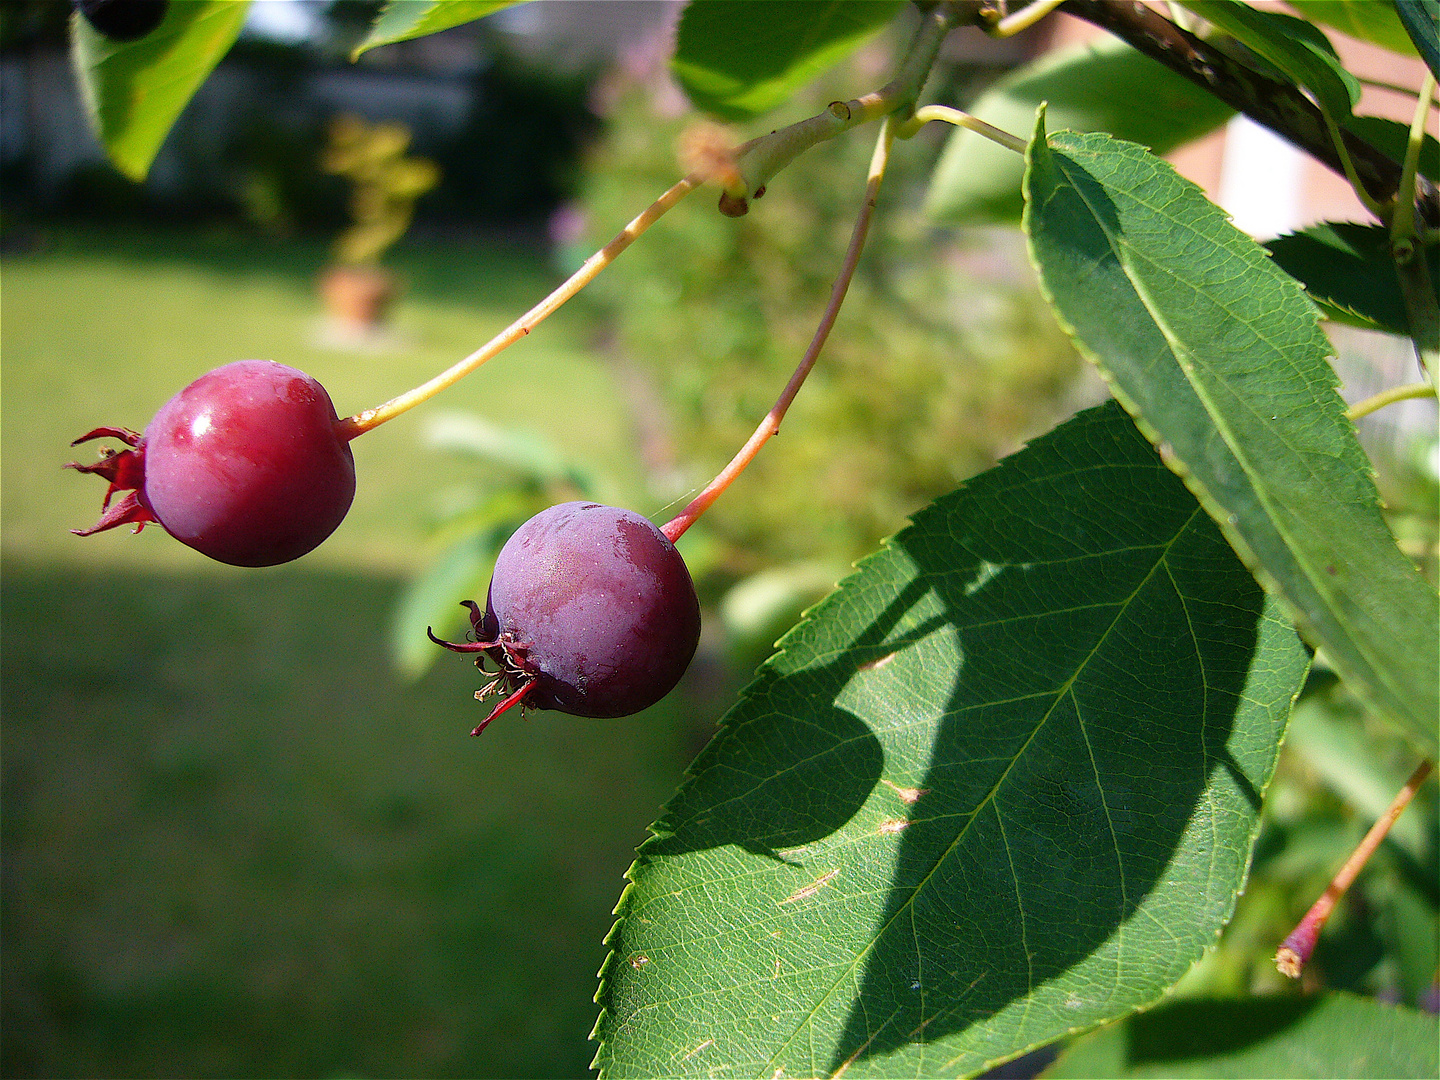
left=1049, top=140, right=1420, bottom=723
left=763, top=504, right=1205, bottom=1075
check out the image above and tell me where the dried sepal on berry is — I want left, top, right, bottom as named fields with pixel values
left=67, top=427, right=158, bottom=535
left=428, top=600, right=540, bottom=736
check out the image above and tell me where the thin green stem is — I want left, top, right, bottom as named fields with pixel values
left=1345, top=382, right=1437, bottom=421
left=1321, top=103, right=1386, bottom=222
left=895, top=104, right=1027, bottom=154
left=987, top=0, right=1064, bottom=38
left=335, top=176, right=698, bottom=439
left=662, top=118, right=898, bottom=544
left=1392, top=71, right=1439, bottom=384
left=1357, top=74, right=1427, bottom=99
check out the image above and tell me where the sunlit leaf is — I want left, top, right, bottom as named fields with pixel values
left=671, top=0, right=902, bottom=122
left=1024, top=118, right=1439, bottom=753
left=70, top=1, right=249, bottom=181
left=352, top=0, right=516, bottom=60
left=1045, top=993, right=1439, bottom=1078
left=593, top=401, right=1308, bottom=1077
left=926, top=36, right=1233, bottom=225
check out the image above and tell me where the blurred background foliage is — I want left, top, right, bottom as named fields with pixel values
left=1, top=2, right=1435, bottom=1078
left=576, top=30, right=1090, bottom=575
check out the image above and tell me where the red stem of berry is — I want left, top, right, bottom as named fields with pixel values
left=661, top=118, right=897, bottom=545
left=1275, top=757, right=1434, bottom=979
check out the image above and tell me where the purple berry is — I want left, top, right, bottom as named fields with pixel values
left=69, top=360, right=356, bottom=567
left=430, top=502, right=701, bottom=734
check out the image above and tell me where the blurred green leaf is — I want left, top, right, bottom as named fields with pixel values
left=1385, top=879, right=1440, bottom=1006
left=352, top=0, right=516, bottom=59
left=70, top=1, right=249, bottom=181
left=1266, top=222, right=1440, bottom=335
left=1286, top=685, right=1429, bottom=858
left=718, top=561, right=845, bottom=666
left=671, top=0, right=902, bottom=121
left=925, top=36, right=1233, bottom=225
left=593, top=401, right=1308, bottom=1077
left=390, top=531, right=496, bottom=679
left=1180, top=1, right=1360, bottom=122
left=1395, top=0, right=1439, bottom=80
left=1299, top=1, right=1422, bottom=56
left=1044, top=993, right=1440, bottom=1078
left=1024, top=120, right=1439, bottom=754
left=421, top=411, right=592, bottom=491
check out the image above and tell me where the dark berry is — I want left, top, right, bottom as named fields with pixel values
left=430, top=502, right=701, bottom=735
left=74, top=0, right=169, bottom=41
left=69, top=360, right=356, bottom=567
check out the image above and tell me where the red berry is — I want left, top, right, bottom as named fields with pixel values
left=69, top=360, right=356, bottom=567
left=430, top=502, right=701, bottom=735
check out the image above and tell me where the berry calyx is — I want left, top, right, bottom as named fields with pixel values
left=429, top=502, right=701, bottom=735
left=69, top=360, right=356, bottom=567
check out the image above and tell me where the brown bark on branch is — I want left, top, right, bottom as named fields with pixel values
left=1057, top=0, right=1438, bottom=229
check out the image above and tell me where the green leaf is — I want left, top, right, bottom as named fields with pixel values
left=390, top=532, right=495, bottom=679
left=351, top=1, right=517, bottom=61
left=421, top=410, right=593, bottom=490
left=1299, top=2, right=1421, bottom=58
left=1023, top=119, right=1439, bottom=754
left=70, top=1, right=249, bottom=181
left=1180, top=1, right=1361, bottom=122
left=1044, top=993, right=1440, bottom=1078
left=1395, top=0, right=1439, bottom=80
left=671, top=0, right=903, bottom=122
left=925, top=36, right=1233, bottom=225
left=1266, top=222, right=1440, bottom=335
left=593, top=401, right=1308, bottom=1077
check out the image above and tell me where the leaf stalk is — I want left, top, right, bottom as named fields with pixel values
left=896, top=104, right=1027, bottom=154
left=1344, top=382, right=1437, bottom=421
left=1391, top=71, right=1439, bottom=384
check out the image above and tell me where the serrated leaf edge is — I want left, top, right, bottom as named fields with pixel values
left=1021, top=109, right=1436, bottom=753
left=589, top=407, right=1306, bottom=1075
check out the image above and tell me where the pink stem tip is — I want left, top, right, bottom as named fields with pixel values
left=1276, top=757, right=1434, bottom=978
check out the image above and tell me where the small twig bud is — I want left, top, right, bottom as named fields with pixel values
left=679, top=121, right=745, bottom=195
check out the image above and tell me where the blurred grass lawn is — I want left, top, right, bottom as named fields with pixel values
left=1, top=227, right=716, bottom=1078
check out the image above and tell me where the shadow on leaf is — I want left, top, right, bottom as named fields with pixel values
left=641, top=583, right=944, bottom=861
left=826, top=404, right=1291, bottom=1072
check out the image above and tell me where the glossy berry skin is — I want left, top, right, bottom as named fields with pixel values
left=430, top=502, right=701, bottom=734
left=74, top=0, right=169, bottom=41
left=70, top=360, right=356, bottom=567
